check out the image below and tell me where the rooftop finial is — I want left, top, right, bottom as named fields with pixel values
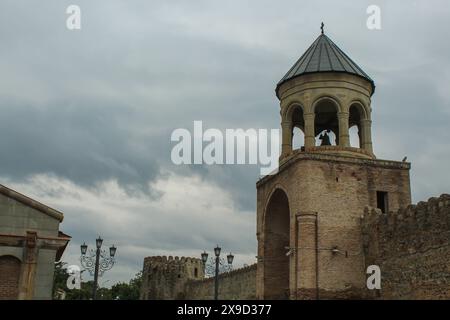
left=321, top=22, right=324, bottom=34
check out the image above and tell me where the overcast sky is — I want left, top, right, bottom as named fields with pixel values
left=1, top=0, right=449, bottom=285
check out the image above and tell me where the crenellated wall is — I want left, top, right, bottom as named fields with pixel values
left=362, top=194, right=450, bottom=299
left=185, top=264, right=257, bottom=300
left=141, top=194, right=450, bottom=300
left=140, top=256, right=256, bottom=300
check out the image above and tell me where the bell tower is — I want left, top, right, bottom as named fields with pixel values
left=256, top=27, right=412, bottom=299
left=277, top=27, right=376, bottom=160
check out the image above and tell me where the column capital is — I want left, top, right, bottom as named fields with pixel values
left=296, top=212, right=318, bottom=223
left=337, top=111, right=349, bottom=119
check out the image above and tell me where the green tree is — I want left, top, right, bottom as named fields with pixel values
left=66, top=280, right=94, bottom=300
left=110, top=271, right=142, bottom=300
left=52, top=262, right=102, bottom=300
left=52, top=261, right=69, bottom=299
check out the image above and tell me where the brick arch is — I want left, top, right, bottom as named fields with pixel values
left=0, top=255, right=21, bottom=300
left=262, top=184, right=291, bottom=223
left=263, top=188, right=290, bottom=299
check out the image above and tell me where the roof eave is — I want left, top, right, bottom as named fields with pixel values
left=0, top=184, right=64, bottom=222
left=275, top=71, right=375, bottom=100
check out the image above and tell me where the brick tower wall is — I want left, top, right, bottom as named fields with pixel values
left=256, top=153, right=411, bottom=299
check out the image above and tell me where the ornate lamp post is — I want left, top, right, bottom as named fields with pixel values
left=80, top=237, right=116, bottom=300
left=201, top=245, right=234, bottom=300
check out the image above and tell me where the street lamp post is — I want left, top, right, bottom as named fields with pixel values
left=201, top=245, right=234, bottom=300
left=80, top=237, right=117, bottom=300
left=214, top=245, right=220, bottom=301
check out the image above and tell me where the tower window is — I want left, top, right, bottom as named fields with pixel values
left=194, top=268, right=198, bottom=277
left=376, top=191, right=388, bottom=213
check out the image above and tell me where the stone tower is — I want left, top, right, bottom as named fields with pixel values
left=140, top=256, right=204, bottom=300
left=256, top=29, right=412, bottom=299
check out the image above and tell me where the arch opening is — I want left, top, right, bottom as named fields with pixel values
left=349, top=126, right=360, bottom=148
left=288, top=105, right=305, bottom=151
left=314, top=99, right=339, bottom=146
left=292, top=127, right=305, bottom=150
left=349, top=103, right=364, bottom=148
left=263, top=189, right=290, bottom=299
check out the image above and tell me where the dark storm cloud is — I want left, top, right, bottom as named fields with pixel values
left=0, top=0, right=287, bottom=210
left=0, top=101, right=161, bottom=192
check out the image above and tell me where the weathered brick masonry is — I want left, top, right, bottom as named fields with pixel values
left=140, top=256, right=204, bottom=300
left=362, top=194, right=450, bottom=299
left=140, top=194, right=450, bottom=300
left=0, top=255, right=21, bottom=299
left=185, top=264, right=256, bottom=300
left=140, top=255, right=256, bottom=300
left=256, top=152, right=411, bottom=299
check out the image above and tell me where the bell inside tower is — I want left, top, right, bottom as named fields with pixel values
left=313, top=98, right=339, bottom=146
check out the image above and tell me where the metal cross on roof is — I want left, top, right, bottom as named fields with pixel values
left=321, top=22, right=324, bottom=34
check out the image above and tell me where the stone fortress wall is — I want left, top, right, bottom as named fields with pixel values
left=184, top=264, right=256, bottom=300
left=140, top=254, right=256, bottom=300
left=140, top=255, right=204, bottom=300
left=362, top=194, right=450, bottom=299
left=140, top=194, right=450, bottom=300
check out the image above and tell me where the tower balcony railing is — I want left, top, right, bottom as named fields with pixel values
left=284, top=145, right=375, bottom=161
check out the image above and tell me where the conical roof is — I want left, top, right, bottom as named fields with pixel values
left=276, top=33, right=375, bottom=97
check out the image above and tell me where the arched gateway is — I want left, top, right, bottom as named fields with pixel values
left=263, top=189, right=290, bottom=299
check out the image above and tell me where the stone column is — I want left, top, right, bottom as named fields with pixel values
left=360, top=119, right=373, bottom=154
left=296, top=212, right=318, bottom=299
left=337, top=112, right=350, bottom=147
left=281, top=121, right=293, bottom=158
left=303, top=113, right=315, bottom=149
left=18, top=231, right=38, bottom=300
left=289, top=214, right=297, bottom=300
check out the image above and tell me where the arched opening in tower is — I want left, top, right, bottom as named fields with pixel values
left=292, top=127, right=304, bottom=150
left=263, top=189, right=290, bottom=299
left=349, top=103, right=365, bottom=148
left=314, top=98, right=339, bottom=146
left=291, top=106, right=305, bottom=151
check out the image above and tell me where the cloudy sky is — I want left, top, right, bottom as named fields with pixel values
left=1, top=0, right=449, bottom=285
